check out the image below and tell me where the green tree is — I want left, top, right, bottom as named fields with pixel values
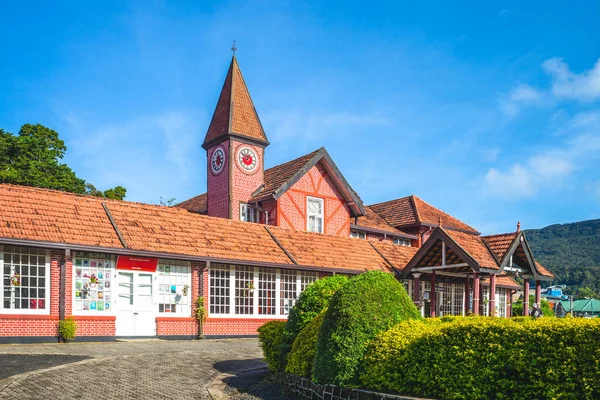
left=0, top=124, right=126, bottom=199
left=577, top=286, right=600, bottom=300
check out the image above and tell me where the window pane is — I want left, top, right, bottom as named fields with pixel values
left=280, top=270, right=297, bottom=315
left=209, top=265, right=230, bottom=314
left=235, top=266, right=254, bottom=315
left=2, top=246, right=48, bottom=311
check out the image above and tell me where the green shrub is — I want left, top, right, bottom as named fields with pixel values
left=312, top=270, right=421, bottom=386
left=257, top=320, right=286, bottom=372
left=286, top=311, right=326, bottom=378
left=58, top=316, right=77, bottom=342
left=361, top=317, right=600, bottom=399
left=280, top=275, right=348, bottom=370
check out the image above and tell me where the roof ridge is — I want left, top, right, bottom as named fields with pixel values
left=368, top=194, right=412, bottom=207
left=410, top=195, right=422, bottom=224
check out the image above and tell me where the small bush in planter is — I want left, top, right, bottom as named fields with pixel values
left=58, top=316, right=77, bottom=342
left=257, top=320, right=286, bottom=372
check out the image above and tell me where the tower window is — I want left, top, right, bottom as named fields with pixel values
left=307, top=197, right=324, bottom=234
left=240, top=203, right=256, bottom=223
left=350, top=230, right=366, bottom=239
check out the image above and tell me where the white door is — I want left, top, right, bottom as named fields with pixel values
left=115, top=271, right=156, bottom=336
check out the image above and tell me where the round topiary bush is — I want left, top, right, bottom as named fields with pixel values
left=286, top=311, right=326, bottom=378
left=280, top=275, right=348, bottom=369
left=257, top=320, right=286, bottom=372
left=312, top=270, right=421, bottom=386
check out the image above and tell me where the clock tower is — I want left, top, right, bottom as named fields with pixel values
left=202, top=55, right=269, bottom=220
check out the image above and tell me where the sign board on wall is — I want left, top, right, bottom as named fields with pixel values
left=116, top=255, right=159, bottom=272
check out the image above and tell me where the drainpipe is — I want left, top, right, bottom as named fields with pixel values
left=59, top=249, right=69, bottom=342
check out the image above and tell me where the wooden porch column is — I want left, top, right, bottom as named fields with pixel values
left=464, top=274, right=470, bottom=315
left=489, top=274, right=497, bottom=317
left=430, top=272, right=436, bottom=318
left=535, top=280, right=541, bottom=308
left=412, top=273, right=421, bottom=308
left=523, top=277, right=530, bottom=316
left=472, top=273, right=480, bottom=316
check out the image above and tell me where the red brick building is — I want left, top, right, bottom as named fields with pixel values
left=0, top=56, right=553, bottom=343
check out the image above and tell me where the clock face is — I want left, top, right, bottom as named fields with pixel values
left=237, top=147, right=258, bottom=172
left=211, top=147, right=225, bottom=175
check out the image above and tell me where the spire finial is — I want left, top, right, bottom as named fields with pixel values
left=231, top=40, right=237, bottom=55
left=438, top=215, right=443, bottom=227
left=517, top=221, right=521, bottom=232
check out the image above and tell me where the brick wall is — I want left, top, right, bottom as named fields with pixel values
left=74, top=316, right=115, bottom=336
left=0, top=315, right=59, bottom=337
left=278, top=162, right=350, bottom=237
left=204, top=318, right=283, bottom=336
left=207, top=143, right=230, bottom=218
left=156, top=317, right=198, bottom=336
left=230, top=141, right=265, bottom=221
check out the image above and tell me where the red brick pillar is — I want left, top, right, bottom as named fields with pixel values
left=523, top=277, right=530, bottom=316
left=464, top=274, right=470, bottom=315
left=535, top=280, right=541, bottom=308
left=472, top=273, right=480, bottom=316
left=412, top=273, right=421, bottom=309
left=430, top=272, right=436, bottom=318
left=489, top=274, right=497, bottom=317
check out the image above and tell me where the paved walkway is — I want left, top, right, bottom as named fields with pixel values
left=0, top=339, right=268, bottom=399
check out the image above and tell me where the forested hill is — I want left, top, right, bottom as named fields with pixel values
left=525, top=219, right=600, bottom=293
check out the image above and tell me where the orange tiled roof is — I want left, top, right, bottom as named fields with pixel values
left=482, top=275, right=521, bottom=289
left=370, top=241, right=418, bottom=272
left=267, top=225, right=393, bottom=272
left=253, top=149, right=320, bottom=199
left=481, top=232, right=517, bottom=262
left=176, top=193, right=207, bottom=214
left=369, top=195, right=479, bottom=234
left=104, top=202, right=293, bottom=265
left=203, top=56, right=268, bottom=148
left=0, top=185, right=123, bottom=249
left=355, top=206, right=412, bottom=236
left=535, top=260, right=554, bottom=278
left=445, top=229, right=500, bottom=270
left=0, top=184, right=399, bottom=273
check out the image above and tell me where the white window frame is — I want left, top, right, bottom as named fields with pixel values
left=307, top=196, right=324, bottom=234
left=240, top=203, right=256, bottom=223
left=393, top=238, right=411, bottom=246
left=350, top=230, right=366, bottom=239
left=0, top=245, right=51, bottom=315
left=207, top=264, right=321, bottom=319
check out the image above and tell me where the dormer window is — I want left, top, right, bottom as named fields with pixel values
left=350, top=230, right=366, bottom=239
left=307, top=197, right=324, bottom=233
left=394, top=238, right=411, bottom=246
left=240, top=203, right=256, bottom=223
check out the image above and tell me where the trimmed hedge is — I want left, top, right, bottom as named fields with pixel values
left=286, top=311, right=326, bottom=378
left=361, top=317, right=600, bottom=399
left=313, top=271, right=421, bottom=386
left=280, top=275, right=348, bottom=369
left=257, top=320, right=286, bottom=372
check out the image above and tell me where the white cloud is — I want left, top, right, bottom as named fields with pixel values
left=501, top=84, right=544, bottom=116
left=484, top=109, right=600, bottom=199
left=67, top=111, right=202, bottom=202
left=542, top=57, right=600, bottom=100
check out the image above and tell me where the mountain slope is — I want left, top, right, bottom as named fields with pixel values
left=525, top=219, right=600, bottom=293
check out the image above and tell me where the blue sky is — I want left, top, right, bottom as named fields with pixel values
left=1, top=1, right=599, bottom=234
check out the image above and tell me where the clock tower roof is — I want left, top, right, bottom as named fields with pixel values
left=202, top=56, right=269, bottom=149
